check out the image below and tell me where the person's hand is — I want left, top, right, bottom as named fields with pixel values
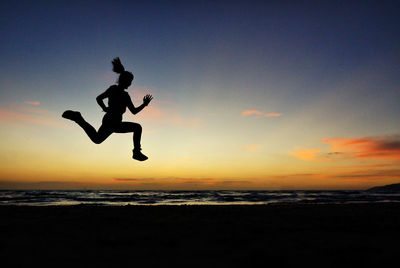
left=143, top=94, right=153, bottom=106
left=102, top=106, right=109, bottom=113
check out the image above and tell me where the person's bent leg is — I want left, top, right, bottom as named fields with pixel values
left=114, top=122, right=147, bottom=161
left=114, top=122, right=142, bottom=150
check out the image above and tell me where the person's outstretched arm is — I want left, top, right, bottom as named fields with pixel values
left=96, top=90, right=111, bottom=112
left=127, top=94, right=153, bottom=115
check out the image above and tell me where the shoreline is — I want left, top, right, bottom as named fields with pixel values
left=2, top=200, right=400, bottom=206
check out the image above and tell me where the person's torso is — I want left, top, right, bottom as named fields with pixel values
left=107, top=85, right=128, bottom=114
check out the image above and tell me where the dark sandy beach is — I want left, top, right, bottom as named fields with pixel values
left=1, top=203, right=399, bottom=267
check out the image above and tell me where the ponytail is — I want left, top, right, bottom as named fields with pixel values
left=111, top=57, right=134, bottom=85
left=112, top=57, right=125, bottom=74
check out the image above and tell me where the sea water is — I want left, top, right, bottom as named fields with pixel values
left=1, top=190, right=400, bottom=206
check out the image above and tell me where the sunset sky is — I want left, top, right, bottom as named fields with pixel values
left=1, top=0, right=399, bottom=190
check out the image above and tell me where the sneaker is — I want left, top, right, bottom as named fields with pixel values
left=62, top=110, right=82, bottom=121
left=132, top=150, right=148, bottom=161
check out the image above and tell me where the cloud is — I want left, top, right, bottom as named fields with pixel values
left=25, top=101, right=40, bottom=106
left=273, top=173, right=324, bottom=179
left=265, top=113, right=282, bottom=117
left=242, top=110, right=263, bottom=116
left=114, top=178, right=141, bottom=182
left=242, top=110, right=282, bottom=117
left=0, top=108, right=62, bottom=127
left=291, top=135, right=400, bottom=162
left=323, top=135, right=400, bottom=160
left=290, top=147, right=321, bottom=161
left=335, top=169, right=400, bottom=178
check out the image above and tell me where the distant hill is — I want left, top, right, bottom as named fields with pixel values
left=367, top=183, right=400, bottom=192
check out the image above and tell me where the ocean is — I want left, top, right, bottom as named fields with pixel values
left=1, top=190, right=400, bottom=206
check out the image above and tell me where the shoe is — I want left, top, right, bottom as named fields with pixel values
left=132, top=149, right=148, bottom=161
left=62, top=110, right=82, bottom=121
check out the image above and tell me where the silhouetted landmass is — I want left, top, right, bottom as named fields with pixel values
left=1, top=203, right=400, bottom=267
left=367, top=183, right=400, bottom=192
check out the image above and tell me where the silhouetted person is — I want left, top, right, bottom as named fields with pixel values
left=62, top=57, right=153, bottom=161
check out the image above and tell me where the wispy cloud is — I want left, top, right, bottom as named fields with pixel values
left=114, top=178, right=141, bottom=182
left=324, top=135, right=400, bottom=160
left=291, top=135, right=400, bottom=162
left=242, top=110, right=282, bottom=117
left=264, top=113, right=282, bottom=117
left=242, top=110, right=263, bottom=116
left=272, top=173, right=326, bottom=179
left=0, top=103, right=63, bottom=127
left=334, top=169, right=400, bottom=178
left=25, top=101, right=40, bottom=106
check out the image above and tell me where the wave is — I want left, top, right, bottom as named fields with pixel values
left=1, top=190, right=400, bottom=206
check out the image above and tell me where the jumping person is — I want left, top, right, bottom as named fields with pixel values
left=62, top=57, right=153, bottom=161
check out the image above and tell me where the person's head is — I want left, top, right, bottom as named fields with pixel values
left=112, top=57, right=134, bottom=89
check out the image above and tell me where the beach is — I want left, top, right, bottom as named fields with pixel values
left=1, top=203, right=399, bottom=267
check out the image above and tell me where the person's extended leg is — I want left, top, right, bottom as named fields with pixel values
left=62, top=110, right=112, bottom=144
left=114, top=122, right=147, bottom=161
